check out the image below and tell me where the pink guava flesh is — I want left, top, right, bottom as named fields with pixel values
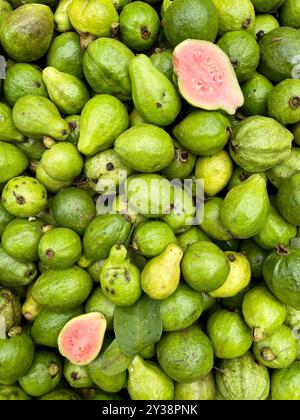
left=173, top=39, right=244, bottom=115
left=58, top=312, right=106, bottom=366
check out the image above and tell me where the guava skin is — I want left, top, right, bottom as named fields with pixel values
left=100, top=244, right=142, bottom=307
left=271, top=362, right=300, bottom=400
left=156, top=326, right=214, bottom=383
left=128, top=355, right=174, bottom=400
left=216, top=352, right=270, bottom=400
left=31, top=307, right=83, bottom=349
left=242, top=285, right=286, bottom=340
left=31, top=266, right=93, bottom=311
left=207, top=309, right=252, bottom=359
left=163, top=0, right=218, bottom=47
left=0, top=331, right=35, bottom=385
left=174, top=373, right=216, bottom=400
left=132, top=221, right=177, bottom=258
left=18, top=350, right=62, bottom=397
left=0, top=385, right=31, bottom=400
left=0, top=142, right=28, bottom=185
left=181, top=241, right=230, bottom=293
left=2, top=176, right=47, bottom=218
left=0, top=4, right=54, bottom=62
left=263, top=245, right=300, bottom=310
left=159, top=283, right=204, bottom=331
left=253, top=325, right=297, bottom=369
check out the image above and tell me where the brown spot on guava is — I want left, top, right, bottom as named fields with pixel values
left=71, top=372, right=79, bottom=381
left=106, top=162, right=114, bottom=171
left=35, top=80, right=41, bottom=88
left=227, top=254, right=236, bottom=262
left=179, top=151, right=189, bottom=163
left=15, top=194, right=25, bottom=205
left=276, top=245, right=289, bottom=256
left=239, top=172, right=249, bottom=182
left=230, top=142, right=239, bottom=153
left=110, top=289, right=116, bottom=295
left=68, top=121, right=77, bottom=131
left=256, top=30, right=265, bottom=41
left=46, top=249, right=55, bottom=259
left=61, top=129, right=68, bottom=136
left=141, top=27, right=150, bottom=39
left=290, top=96, right=300, bottom=110
left=125, top=270, right=130, bottom=283
left=242, top=17, right=252, bottom=29
left=156, top=102, right=162, bottom=108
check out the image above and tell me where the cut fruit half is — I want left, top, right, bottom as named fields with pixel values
left=58, top=312, right=106, bottom=366
left=173, top=39, right=244, bottom=115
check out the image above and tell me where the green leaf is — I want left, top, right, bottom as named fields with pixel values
left=114, top=295, right=163, bottom=358
left=97, top=339, right=131, bottom=376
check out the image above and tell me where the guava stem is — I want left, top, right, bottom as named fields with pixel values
left=42, top=224, right=54, bottom=233
left=7, top=326, right=22, bottom=338
left=227, top=254, right=236, bottom=263
left=276, top=245, right=289, bottom=256
left=131, top=241, right=140, bottom=253
left=68, top=120, right=77, bottom=132
left=43, top=136, right=56, bottom=149
left=252, top=327, right=265, bottom=342
left=78, top=255, right=93, bottom=268
left=179, top=150, right=189, bottom=163
left=48, top=362, right=60, bottom=378
left=0, top=316, right=6, bottom=340
left=29, top=160, right=38, bottom=173
left=154, top=47, right=166, bottom=53
left=256, top=30, right=265, bottom=41
left=261, top=347, right=276, bottom=362
left=80, top=32, right=97, bottom=49
left=111, top=23, right=120, bottom=37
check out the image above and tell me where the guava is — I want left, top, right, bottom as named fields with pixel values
left=252, top=0, right=285, bottom=12
left=271, top=362, right=300, bottom=400
left=216, top=352, right=270, bottom=400
left=58, top=312, right=107, bottom=366
left=173, top=39, right=244, bottom=115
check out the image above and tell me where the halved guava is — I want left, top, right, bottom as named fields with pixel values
left=173, top=39, right=244, bottom=115
left=57, top=312, right=106, bottom=366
